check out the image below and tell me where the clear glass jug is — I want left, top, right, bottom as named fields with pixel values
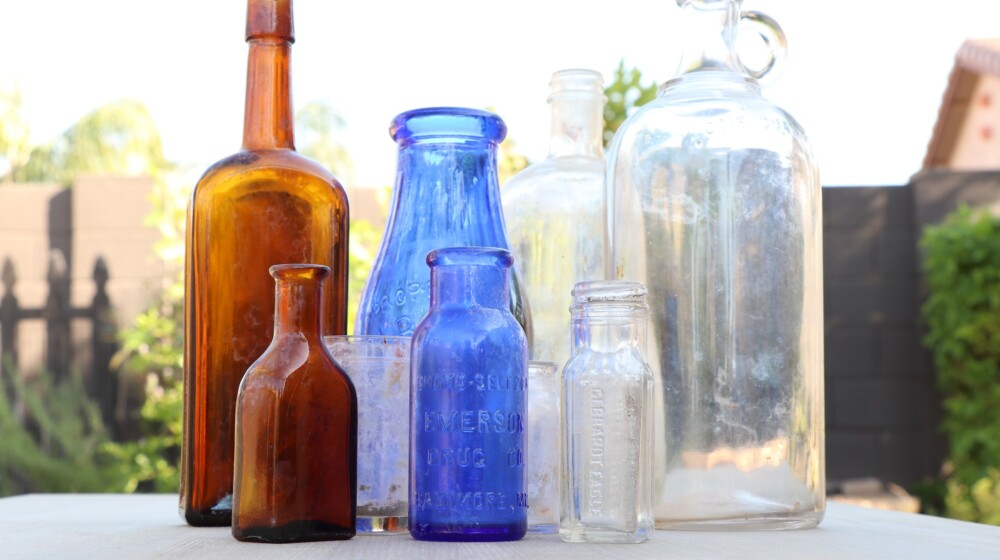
left=607, top=0, right=824, bottom=530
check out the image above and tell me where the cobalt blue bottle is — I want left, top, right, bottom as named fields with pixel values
left=409, top=247, right=528, bottom=542
left=355, top=108, right=531, bottom=345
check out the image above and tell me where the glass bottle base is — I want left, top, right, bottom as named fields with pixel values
left=233, top=519, right=356, bottom=543
left=528, top=522, right=559, bottom=535
left=559, top=525, right=650, bottom=544
left=180, top=497, right=232, bottom=527
left=358, top=515, right=408, bottom=535
left=410, top=522, right=526, bottom=542
left=656, top=510, right=823, bottom=531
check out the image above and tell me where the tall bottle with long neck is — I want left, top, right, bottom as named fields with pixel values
left=501, top=69, right=607, bottom=366
left=181, top=0, right=349, bottom=527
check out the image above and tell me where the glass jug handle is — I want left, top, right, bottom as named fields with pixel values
left=738, top=10, right=787, bottom=81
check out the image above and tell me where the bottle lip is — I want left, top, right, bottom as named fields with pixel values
left=426, top=246, right=513, bottom=269
left=390, top=107, right=507, bottom=144
left=246, top=0, right=295, bottom=43
left=571, top=280, right=648, bottom=305
left=548, top=68, right=606, bottom=102
left=269, top=263, right=330, bottom=281
left=528, top=361, right=560, bottom=377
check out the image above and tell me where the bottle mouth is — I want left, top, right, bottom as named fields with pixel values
left=246, top=0, right=295, bottom=43
left=677, top=0, right=740, bottom=9
left=390, top=107, right=507, bottom=144
left=571, top=280, right=647, bottom=305
left=269, top=263, right=330, bottom=282
left=547, top=69, right=606, bottom=102
left=426, top=246, right=513, bottom=269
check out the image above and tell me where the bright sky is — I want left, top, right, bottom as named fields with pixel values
left=4, top=0, right=1000, bottom=187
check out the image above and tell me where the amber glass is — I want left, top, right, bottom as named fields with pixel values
left=232, top=264, right=357, bottom=543
left=181, top=0, right=349, bottom=526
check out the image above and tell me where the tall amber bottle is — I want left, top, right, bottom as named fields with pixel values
left=232, top=264, right=357, bottom=543
left=181, top=0, right=349, bottom=527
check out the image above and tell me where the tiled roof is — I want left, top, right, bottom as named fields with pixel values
left=923, top=39, right=1000, bottom=170
left=956, top=39, right=1000, bottom=77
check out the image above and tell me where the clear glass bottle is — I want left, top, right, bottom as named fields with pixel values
left=182, top=0, right=349, bottom=527
left=409, top=247, right=528, bottom=542
left=232, top=264, right=357, bottom=543
left=560, top=281, right=653, bottom=544
left=607, top=0, right=824, bottom=529
left=355, top=108, right=531, bottom=346
left=502, top=69, right=607, bottom=366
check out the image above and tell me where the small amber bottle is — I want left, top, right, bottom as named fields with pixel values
left=180, top=0, right=349, bottom=526
left=232, top=264, right=357, bottom=543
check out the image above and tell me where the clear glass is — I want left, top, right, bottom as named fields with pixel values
left=409, top=247, right=528, bottom=542
left=607, top=0, right=824, bottom=530
left=232, top=265, right=356, bottom=543
left=560, top=281, right=653, bottom=544
left=502, top=70, right=607, bottom=366
left=356, top=108, right=532, bottom=347
left=325, top=335, right=410, bottom=535
left=526, top=361, right=560, bottom=534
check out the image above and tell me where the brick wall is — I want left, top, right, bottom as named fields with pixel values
left=0, top=176, right=162, bottom=379
left=823, top=185, right=945, bottom=488
left=823, top=171, right=1000, bottom=488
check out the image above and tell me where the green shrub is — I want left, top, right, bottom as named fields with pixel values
left=0, top=364, right=118, bottom=495
left=921, top=205, right=1000, bottom=524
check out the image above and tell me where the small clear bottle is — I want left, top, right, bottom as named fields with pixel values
left=560, top=281, right=653, bottom=544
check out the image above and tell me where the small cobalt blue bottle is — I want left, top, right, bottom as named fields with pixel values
left=409, top=247, right=528, bottom=542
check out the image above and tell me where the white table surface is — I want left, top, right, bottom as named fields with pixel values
left=1, top=494, right=998, bottom=559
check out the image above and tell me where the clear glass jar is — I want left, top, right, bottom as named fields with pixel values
left=607, top=0, right=824, bottom=530
left=560, top=281, right=653, bottom=544
left=502, top=69, right=607, bottom=366
left=526, top=360, right=560, bottom=534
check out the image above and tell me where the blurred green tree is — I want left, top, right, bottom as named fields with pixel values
left=296, top=100, right=354, bottom=185
left=0, top=86, right=32, bottom=182
left=603, top=60, right=658, bottom=146
left=16, top=99, right=170, bottom=184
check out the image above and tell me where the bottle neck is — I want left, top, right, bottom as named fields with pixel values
left=548, top=94, right=605, bottom=159
left=571, top=304, right=647, bottom=354
left=430, top=265, right=508, bottom=310
left=675, top=0, right=743, bottom=77
left=273, top=278, right=322, bottom=339
left=243, top=37, right=295, bottom=151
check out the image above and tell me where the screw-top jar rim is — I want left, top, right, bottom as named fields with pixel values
left=571, top=280, right=647, bottom=305
left=391, top=107, right=507, bottom=145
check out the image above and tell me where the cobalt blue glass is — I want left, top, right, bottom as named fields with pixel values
left=409, top=247, right=528, bottom=542
left=355, top=107, right=531, bottom=344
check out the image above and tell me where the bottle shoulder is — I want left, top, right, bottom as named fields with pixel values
left=414, top=306, right=525, bottom=344
left=194, top=148, right=347, bottom=201
left=563, top=346, right=653, bottom=379
left=608, top=87, right=815, bottom=169
left=241, top=341, right=354, bottom=392
left=502, top=157, right=606, bottom=206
